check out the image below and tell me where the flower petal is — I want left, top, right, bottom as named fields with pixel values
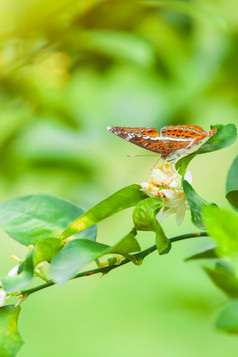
left=156, top=206, right=176, bottom=222
left=169, top=179, right=180, bottom=189
left=0, top=289, right=7, bottom=307
left=140, top=182, right=159, bottom=197
left=184, top=169, right=192, bottom=184
left=8, top=265, right=19, bottom=277
left=151, top=169, right=170, bottom=186
left=176, top=201, right=186, bottom=226
left=162, top=189, right=178, bottom=200
left=166, top=198, right=184, bottom=208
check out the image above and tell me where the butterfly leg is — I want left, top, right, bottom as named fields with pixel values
left=168, top=159, right=176, bottom=173
left=152, top=157, right=168, bottom=171
left=162, top=159, right=167, bottom=171
left=151, top=156, right=163, bottom=170
left=186, top=138, right=196, bottom=149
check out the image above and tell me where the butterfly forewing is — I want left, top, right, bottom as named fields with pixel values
left=107, top=125, right=217, bottom=160
left=160, top=125, right=207, bottom=139
left=107, top=126, right=159, bottom=139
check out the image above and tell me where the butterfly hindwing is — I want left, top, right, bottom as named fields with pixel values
left=107, top=125, right=217, bottom=159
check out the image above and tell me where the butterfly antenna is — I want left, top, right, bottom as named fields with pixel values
left=151, top=157, right=164, bottom=170
left=127, top=154, right=159, bottom=157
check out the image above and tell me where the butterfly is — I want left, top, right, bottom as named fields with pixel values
left=107, top=125, right=217, bottom=160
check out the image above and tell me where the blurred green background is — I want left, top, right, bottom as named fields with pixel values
left=0, top=0, right=238, bottom=356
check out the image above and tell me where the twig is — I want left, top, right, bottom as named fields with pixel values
left=21, top=232, right=208, bottom=297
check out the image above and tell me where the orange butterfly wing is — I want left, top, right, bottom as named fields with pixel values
left=107, top=125, right=217, bottom=159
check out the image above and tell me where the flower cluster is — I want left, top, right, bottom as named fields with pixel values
left=140, top=162, right=192, bottom=226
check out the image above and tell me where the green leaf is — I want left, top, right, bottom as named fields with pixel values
left=50, top=231, right=141, bottom=285
left=176, top=155, right=195, bottom=177
left=204, top=261, right=238, bottom=298
left=0, top=194, right=96, bottom=246
left=0, top=305, right=23, bottom=357
left=50, top=240, right=109, bottom=285
left=176, top=124, right=237, bottom=176
left=195, top=124, right=237, bottom=154
left=33, top=238, right=63, bottom=267
left=203, top=206, right=238, bottom=258
left=226, top=155, right=238, bottom=210
left=106, top=230, right=141, bottom=256
left=216, top=300, right=238, bottom=334
left=183, top=180, right=215, bottom=229
left=61, top=184, right=147, bottom=240
left=133, top=197, right=170, bottom=254
left=1, top=250, right=34, bottom=293
left=140, top=1, right=227, bottom=28
left=2, top=238, right=64, bottom=293
left=185, top=245, right=217, bottom=261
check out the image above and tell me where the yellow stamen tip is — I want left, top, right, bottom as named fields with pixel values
left=99, top=262, right=106, bottom=268
left=157, top=165, right=162, bottom=169
left=165, top=163, right=170, bottom=169
left=28, top=245, right=34, bottom=250
left=10, top=254, right=21, bottom=263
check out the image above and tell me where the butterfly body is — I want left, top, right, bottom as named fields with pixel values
left=107, top=125, right=217, bottom=160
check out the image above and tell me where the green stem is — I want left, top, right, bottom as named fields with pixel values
left=21, top=232, right=208, bottom=298
left=34, top=268, right=50, bottom=282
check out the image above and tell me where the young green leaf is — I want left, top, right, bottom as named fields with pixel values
left=106, top=230, right=141, bottom=256
left=0, top=305, right=23, bottom=357
left=216, top=300, right=238, bottom=334
left=132, top=197, right=170, bottom=254
left=33, top=238, right=63, bottom=267
left=183, top=180, right=215, bottom=229
left=203, top=206, right=238, bottom=258
left=204, top=261, right=238, bottom=298
left=50, top=240, right=109, bottom=285
left=61, top=184, right=147, bottom=240
left=226, top=155, right=238, bottom=210
left=176, top=155, right=195, bottom=177
left=2, top=238, right=64, bottom=293
left=176, top=124, right=237, bottom=176
left=1, top=250, right=34, bottom=293
left=196, top=124, right=237, bottom=154
left=185, top=245, right=217, bottom=261
left=50, top=231, right=141, bottom=285
left=0, top=194, right=96, bottom=246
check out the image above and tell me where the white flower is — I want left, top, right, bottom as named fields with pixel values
left=157, top=197, right=187, bottom=226
left=151, top=168, right=179, bottom=188
left=140, top=162, right=192, bottom=226
left=0, top=264, right=19, bottom=307
left=7, top=265, right=19, bottom=277
left=184, top=169, right=192, bottom=184
left=140, top=182, right=164, bottom=198
left=0, top=286, right=7, bottom=307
